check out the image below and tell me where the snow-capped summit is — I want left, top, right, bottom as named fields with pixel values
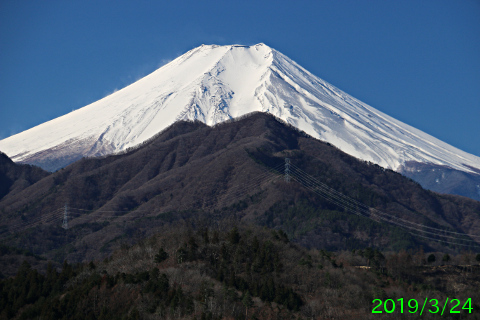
left=0, top=43, right=479, bottom=196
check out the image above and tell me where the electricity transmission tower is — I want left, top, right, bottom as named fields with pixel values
left=285, top=158, right=291, bottom=183
left=62, top=204, right=69, bottom=230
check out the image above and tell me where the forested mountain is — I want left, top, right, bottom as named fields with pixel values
left=0, top=152, right=49, bottom=201
left=1, top=224, right=479, bottom=319
left=1, top=44, right=479, bottom=201
left=0, top=113, right=479, bottom=270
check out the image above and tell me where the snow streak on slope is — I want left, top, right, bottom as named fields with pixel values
left=0, top=43, right=479, bottom=175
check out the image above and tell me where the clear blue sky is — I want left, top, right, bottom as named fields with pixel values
left=1, top=0, right=479, bottom=156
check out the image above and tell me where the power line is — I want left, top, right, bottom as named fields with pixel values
left=290, top=163, right=480, bottom=239
left=0, top=208, right=63, bottom=230
left=293, top=177, right=477, bottom=247
left=58, top=163, right=284, bottom=226
left=2, top=160, right=478, bottom=249
left=284, top=158, right=291, bottom=183
left=0, top=208, right=65, bottom=241
left=62, top=204, right=68, bottom=230
left=289, top=173, right=478, bottom=248
left=287, top=164, right=480, bottom=248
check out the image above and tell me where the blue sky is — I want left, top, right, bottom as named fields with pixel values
left=1, top=0, right=479, bottom=156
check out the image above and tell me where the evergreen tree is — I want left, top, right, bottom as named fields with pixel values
left=211, top=230, right=220, bottom=244
left=242, top=290, right=253, bottom=319
left=155, top=248, right=169, bottom=263
left=201, top=228, right=210, bottom=244
left=228, top=227, right=240, bottom=245
left=442, top=253, right=451, bottom=264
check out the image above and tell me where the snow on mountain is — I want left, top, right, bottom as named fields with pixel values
left=1, top=43, right=479, bottom=178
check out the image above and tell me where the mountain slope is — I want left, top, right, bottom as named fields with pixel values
left=1, top=114, right=479, bottom=263
left=3, top=224, right=479, bottom=320
left=0, top=43, right=479, bottom=199
left=0, top=152, right=49, bottom=201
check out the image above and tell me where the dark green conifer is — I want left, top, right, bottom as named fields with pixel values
left=242, top=290, right=253, bottom=319
left=228, top=227, right=240, bottom=244
left=442, top=253, right=451, bottom=264
left=155, top=247, right=169, bottom=263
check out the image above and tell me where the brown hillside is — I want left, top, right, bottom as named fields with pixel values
left=0, top=113, right=479, bottom=265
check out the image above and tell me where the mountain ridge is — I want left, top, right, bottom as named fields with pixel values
left=0, top=151, right=49, bottom=201
left=0, top=43, right=479, bottom=199
left=1, top=113, right=479, bottom=264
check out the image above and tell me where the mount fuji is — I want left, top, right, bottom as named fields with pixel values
left=1, top=43, right=479, bottom=199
